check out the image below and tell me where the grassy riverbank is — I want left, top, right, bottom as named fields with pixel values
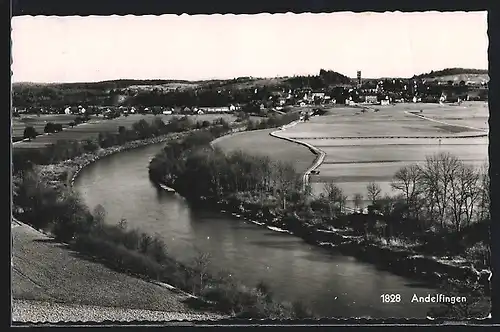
left=148, top=116, right=491, bottom=319
left=12, top=114, right=315, bottom=319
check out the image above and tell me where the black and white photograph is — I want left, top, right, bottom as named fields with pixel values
left=11, top=10, right=492, bottom=323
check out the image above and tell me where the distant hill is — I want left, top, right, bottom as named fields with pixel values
left=12, top=79, right=196, bottom=91
left=11, top=76, right=294, bottom=108
left=412, top=68, right=489, bottom=83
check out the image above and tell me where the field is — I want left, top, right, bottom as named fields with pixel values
left=212, top=128, right=317, bottom=174
left=281, top=103, right=487, bottom=139
left=12, top=114, right=85, bottom=142
left=279, top=102, right=489, bottom=204
left=13, top=114, right=238, bottom=150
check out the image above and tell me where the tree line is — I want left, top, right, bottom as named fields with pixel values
left=413, top=68, right=488, bottom=79
left=12, top=113, right=315, bottom=318
left=150, top=138, right=490, bottom=266
left=13, top=115, right=228, bottom=174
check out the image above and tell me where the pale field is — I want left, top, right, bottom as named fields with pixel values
left=13, top=114, right=238, bottom=149
left=317, top=142, right=488, bottom=164
left=213, top=128, right=316, bottom=174
left=406, top=102, right=489, bottom=130
left=281, top=102, right=488, bottom=138
left=281, top=102, right=489, bottom=199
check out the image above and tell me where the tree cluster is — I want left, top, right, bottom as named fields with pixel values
left=388, top=153, right=489, bottom=233
left=14, top=116, right=220, bottom=174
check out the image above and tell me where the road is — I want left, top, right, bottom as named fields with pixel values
left=11, top=219, right=227, bottom=323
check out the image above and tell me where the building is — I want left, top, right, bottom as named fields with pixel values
left=365, top=95, right=378, bottom=104
left=311, top=92, right=325, bottom=100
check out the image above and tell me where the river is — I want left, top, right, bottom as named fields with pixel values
left=75, top=142, right=443, bottom=319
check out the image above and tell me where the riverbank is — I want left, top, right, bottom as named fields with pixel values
left=32, top=132, right=189, bottom=194
left=207, top=198, right=491, bottom=291
left=12, top=129, right=231, bottom=321
left=268, top=120, right=490, bottom=291
left=12, top=218, right=226, bottom=322
left=149, top=120, right=490, bottom=317
left=13, top=118, right=313, bottom=320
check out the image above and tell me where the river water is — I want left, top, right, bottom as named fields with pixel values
left=75, top=143, right=442, bottom=319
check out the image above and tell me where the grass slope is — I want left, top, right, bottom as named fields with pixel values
left=11, top=221, right=212, bottom=314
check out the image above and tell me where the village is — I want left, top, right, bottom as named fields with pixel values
left=12, top=71, right=489, bottom=118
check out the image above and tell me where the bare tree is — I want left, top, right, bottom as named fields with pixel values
left=366, top=182, right=382, bottom=205
left=274, top=161, right=300, bottom=209
left=448, top=163, right=481, bottom=231
left=391, top=164, right=424, bottom=220
left=476, top=162, right=490, bottom=221
left=191, top=249, right=211, bottom=296
left=323, top=181, right=347, bottom=216
left=420, top=152, right=461, bottom=230
left=92, top=204, right=107, bottom=228
left=353, top=193, right=363, bottom=211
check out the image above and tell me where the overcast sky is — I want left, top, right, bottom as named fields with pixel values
left=11, top=11, right=488, bottom=83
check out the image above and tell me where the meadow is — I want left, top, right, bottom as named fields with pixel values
left=12, top=114, right=84, bottom=142
left=212, top=128, right=316, bottom=174
left=281, top=102, right=487, bottom=139
left=298, top=102, right=489, bottom=203
left=210, top=102, right=489, bottom=205
left=13, top=114, right=238, bottom=149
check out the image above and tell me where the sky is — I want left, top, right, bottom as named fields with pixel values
left=11, top=11, right=488, bottom=83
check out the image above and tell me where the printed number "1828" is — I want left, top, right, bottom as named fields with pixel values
left=380, top=294, right=401, bottom=303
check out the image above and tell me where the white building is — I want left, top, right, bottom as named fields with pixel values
left=311, top=92, right=325, bottom=100
left=365, top=95, right=378, bottom=104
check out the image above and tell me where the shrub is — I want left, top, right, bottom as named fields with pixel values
left=23, top=126, right=38, bottom=140
left=51, top=192, right=95, bottom=242
left=53, top=123, right=63, bottom=132
left=465, top=241, right=491, bottom=267
left=14, top=170, right=59, bottom=229
left=82, top=139, right=100, bottom=153
left=44, top=122, right=56, bottom=133
left=71, top=234, right=164, bottom=279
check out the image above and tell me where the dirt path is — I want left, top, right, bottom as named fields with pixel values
left=11, top=221, right=226, bottom=323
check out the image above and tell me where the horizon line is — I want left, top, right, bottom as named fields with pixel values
left=11, top=67, right=489, bottom=85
